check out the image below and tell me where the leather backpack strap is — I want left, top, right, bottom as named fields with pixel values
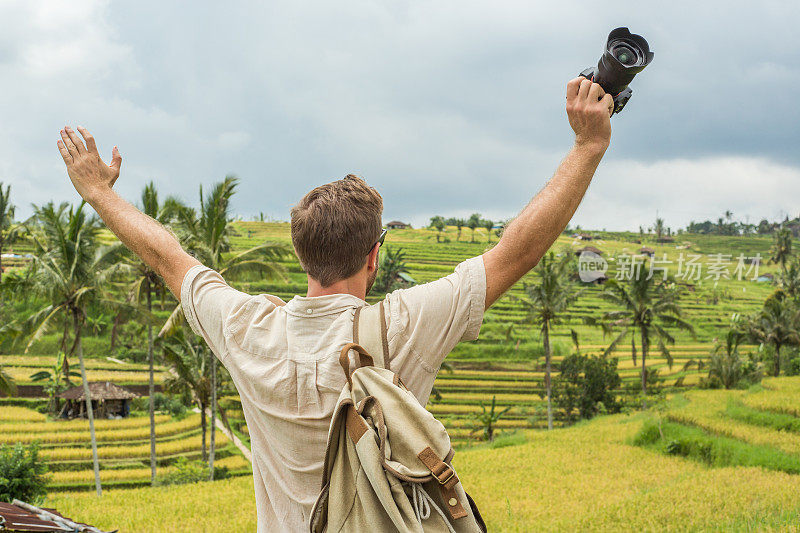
left=352, top=300, right=389, bottom=369
left=265, top=294, right=286, bottom=307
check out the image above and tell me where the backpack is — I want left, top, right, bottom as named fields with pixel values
left=309, top=301, right=486, bottom=533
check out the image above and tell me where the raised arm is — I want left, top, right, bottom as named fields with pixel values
left=482, top=78, right=614, bottom=309
left=57, top=126, right=199, bottom=298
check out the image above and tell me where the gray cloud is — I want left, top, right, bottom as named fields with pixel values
left=3, top=0, right=799, bottom=232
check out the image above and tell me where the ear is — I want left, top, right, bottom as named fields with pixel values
left=367, top=244, right=380, bottom=271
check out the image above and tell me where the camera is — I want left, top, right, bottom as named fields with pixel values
left=580, top=27, right=654, bottom=115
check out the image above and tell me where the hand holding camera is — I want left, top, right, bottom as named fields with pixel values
left=566, top=78, right=613, bottom=150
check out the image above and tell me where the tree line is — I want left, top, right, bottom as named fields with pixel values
left=0, top=177, right=288, bottom=495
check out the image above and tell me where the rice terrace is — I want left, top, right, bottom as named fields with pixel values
left=1, top=181, right=800, bottom=531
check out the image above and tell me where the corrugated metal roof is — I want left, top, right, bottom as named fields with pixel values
left=0, top=501, right=112, bottom=533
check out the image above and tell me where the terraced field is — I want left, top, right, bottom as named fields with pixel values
left=45, top=377, right=800, bottom=531
left=0, top=405, right=250, bottom=491
left=0, top=224, right=788, bottom=490
left=224, top=223, right=779, bottom=445
left=0, top=354, right=167, bottom=387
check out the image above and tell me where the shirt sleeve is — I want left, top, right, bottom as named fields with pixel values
left=180, top=265, right=255, bottom=361
left=384, top=255, right=486, bottom=403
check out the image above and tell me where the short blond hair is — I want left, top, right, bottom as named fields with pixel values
left=290, top=175, right=383, bottom=287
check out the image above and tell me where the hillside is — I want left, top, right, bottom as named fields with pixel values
left=1, top=223, right=790, bottom=492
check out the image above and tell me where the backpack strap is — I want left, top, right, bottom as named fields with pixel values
left=265, top=294, right=286, bottom=307
left=352, top=300, right=389, bottom=369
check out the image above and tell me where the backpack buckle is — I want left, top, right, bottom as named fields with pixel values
left=436, top=466, right=455, bottom=485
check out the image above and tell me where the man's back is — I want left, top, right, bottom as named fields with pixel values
left=181, top=257, right=485, bottom=531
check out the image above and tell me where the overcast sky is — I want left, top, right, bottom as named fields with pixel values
left=2, top=1, right=799, bottom=231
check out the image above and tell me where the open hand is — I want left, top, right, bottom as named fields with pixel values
left=57, top=126, right=122, bottom=203
left=565, top=78, right=613, bottom=150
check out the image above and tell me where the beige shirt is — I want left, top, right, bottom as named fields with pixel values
left=181, top=256, right=486, bottom=532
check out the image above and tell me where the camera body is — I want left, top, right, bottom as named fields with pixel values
left=580, top=27, right=654, bottom=115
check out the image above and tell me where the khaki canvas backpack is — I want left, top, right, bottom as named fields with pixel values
left=309, top=301, right=486, bottom=533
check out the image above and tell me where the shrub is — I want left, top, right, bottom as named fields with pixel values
left=131, top=393, right=188, bottom=418
left=156, top=456, right=229, bottom=486
left=0, top=443, right=49, bottom=504
left=786, top=357, right=800, bottom=377
left=553, top=353, right=622, bottom=421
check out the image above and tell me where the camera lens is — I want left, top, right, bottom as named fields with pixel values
left=611, top=42, right=640, bottom=66
left=614, top=45, right=636, bottom=65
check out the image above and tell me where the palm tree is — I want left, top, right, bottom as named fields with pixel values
left=455, top=219, right=465, bottom=242
left=115, top=182, right=183, bottom=486
left=374, top=246, right=410, bottom=293
left=747, top=290, right=800, bottom=376
left=598, top=275, right=694, bottom=408
left=778, top=257, right=800, bottom=300
left=0, top=182, right=22, bottom=282
left=429, top=216, right=445, bottom=243
left=512, top=252, right=580, bottom=429
left=482, top=219, right=493, bottom=243
left=466, top=213, right=481, bottom=243
left=653, top=217, right=665, bottom=240
left=19, top=201, right=121, bottom=495
left=708, top=328, right=749, bottom=389
left=162, top=326, right=234, bottom=474
left=162, top=176, right=287, bottom=474
left=0, top=364, right=16, bottom=397
left=770, top=226, right=793, bottom=274
left=162, top=328, right=213, bottom=461
left=29, top=351, right=79, bottom=414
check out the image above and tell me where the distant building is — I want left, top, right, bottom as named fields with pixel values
left=58, top=381, right=140, bottom=419
left=656, top=236, right=675, bottom=243
left=639, top=247, right=655, bottom=257
left=386, top=220, right=410, bottom=230
left=756, top=273, right=775, bottom=283
left=575, top=246, right=603, bottom=256
left=577, top=233, right=594, bottom=241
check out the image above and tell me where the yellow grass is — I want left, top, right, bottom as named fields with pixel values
left=46, top=413, right=800, bottom=532
left=0, top=406, right=47, bottom=422
left=0, top=415, right=201, bottom=445
left=4, top=366, right=166, bottom=384
left=50, top=454, right=251, bottom=485
left=0, top=413, right=173, bottom=432
left=0, top=354, right=162, bottom=372
left=42, top=433, right=229, bottom=462
left=740, top=376, right=800, bottom=417
left=49, top=476, right=257, bottom=532
left=666, top=386, right=800, bottom=456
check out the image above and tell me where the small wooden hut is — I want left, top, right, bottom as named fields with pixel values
left=58, top=381, right=139, bottom=419
left=575, top=246, right=603, bottom=256
left=386, top=220, right=409, bottom=230
left=639, top=246, right=655, bottom=257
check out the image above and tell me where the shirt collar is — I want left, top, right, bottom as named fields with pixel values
left=284, top=293, right=367, bottom=317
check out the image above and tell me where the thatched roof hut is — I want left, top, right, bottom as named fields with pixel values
left=58, top=381, right=139, bottom=419
left=386, top=220, right=409, bottom=229
left=575, top=246, right=603, bottom=256
left=639, top=247, right=655, bottom=257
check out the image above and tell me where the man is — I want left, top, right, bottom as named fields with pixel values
left=57, top=77, right=613, bottom=531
